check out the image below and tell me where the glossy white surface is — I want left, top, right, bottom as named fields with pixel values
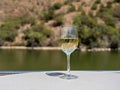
left=0, top=71, right=119, bottom=90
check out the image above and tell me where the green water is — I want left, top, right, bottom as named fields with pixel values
left=0, top=49, right=120, bottom=70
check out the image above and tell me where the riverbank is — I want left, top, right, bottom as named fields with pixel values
left=0, top=46, right=61, bottom=50
left=0, top=46, right=119, bottom=51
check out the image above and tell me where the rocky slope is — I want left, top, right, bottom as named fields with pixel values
left=0, top=0, right=120, bottom=48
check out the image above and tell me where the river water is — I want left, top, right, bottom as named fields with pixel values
left=0, top=49, right=120, bottom=70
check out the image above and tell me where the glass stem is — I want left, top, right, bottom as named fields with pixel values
left=67, top=54, right=71, bottom=75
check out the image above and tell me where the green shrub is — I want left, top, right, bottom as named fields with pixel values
left=0, top=30, right=17, bottom=42
left=52, top=3, right=62, bottom=10
left=21, top=16, right=36, bottom=26
left=81, top=15, right=97, bottom=28
left=31, top=24, right=52, bottom=38
left=98, top=4, right=106, bottom=13
left=80, top=26, right=94, bottom=45
left=4, top=17, right=21, bottom=29
left=108, top=26, right=119, bottom=37
left=94, top=25, right=120, bottom=48
left=68, top=4, right=76, bottom=12
left=106, top=2, right=112, bottom=9
left=77, top=6, right=83, bottom=11
left=64, top=0, right=72, bottom=5
left=89, top=11, right=94, bottom=17
left=32, top=24, right=44, bottom=32
left=5, top=32, right=17, bottom=42
left=98, top=9, right=115, bottom=27
left=23, top=28, right=31, bottom=40
left=81, top=10, right=86, bottom=15
left=42, top=8, right=55, bottom=22
left=110, top=35, right=119, bottom=50
left=74, top=15, right=97, bottom=47
left=24, top=30, right=44, bottom=47
left=97, top=4, right=115, bottom=27
left=91, top=3, right=97, bottom=10
left=23, top=24, right=52, bottom=47
left=95, top=0, right=101, bottom=4
left=0, top=17, right=20, bottom=42
left=26, top=33, right=43, bottom=47
left=104, top=16, right=115, bottom=27
left=73, top=3, right=120, bottom=48
left=113, top=6, right=120, bottom=19
left=42, top=28, right=52, bottom=38
left=74, top=13, right=120, bottom=48
left=91, top=24, right=110, bottom=47
left=53, top=15, right=63, bottom=26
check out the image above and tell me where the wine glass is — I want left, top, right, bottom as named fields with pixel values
left=60, top=26, right=78, bottom=79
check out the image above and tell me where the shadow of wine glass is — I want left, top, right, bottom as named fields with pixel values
left=46, top=72, right=78, bottom=80
left=46, top=72, right=65, bottom=77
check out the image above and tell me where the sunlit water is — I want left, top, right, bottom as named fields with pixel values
left=0, top=49, right=120, bottom=70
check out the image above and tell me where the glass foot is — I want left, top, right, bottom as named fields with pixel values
left=60, top=74, right=78, bottom=80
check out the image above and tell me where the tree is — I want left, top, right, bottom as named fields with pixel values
left=42, top=8, right=55, bottom=22
left=23, top=24, right=52, bottom=47
left=52, top=3, right=62, bottom=10
left=0, top=17, right=20, bottom=42
left=113, top=6, right=120, bottom=19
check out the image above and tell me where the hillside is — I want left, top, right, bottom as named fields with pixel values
left=0, top=0, right=120, bottom=49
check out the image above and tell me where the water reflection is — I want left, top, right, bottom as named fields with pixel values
left=0, top=49, right=120, bottom=70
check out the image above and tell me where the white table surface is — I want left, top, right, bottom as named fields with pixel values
left=0, top=71, right=120, bottom=90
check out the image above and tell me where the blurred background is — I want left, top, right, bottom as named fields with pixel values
left=0, top=0, right=120, bottom=70
left=0, top=0, right=120, bottom=49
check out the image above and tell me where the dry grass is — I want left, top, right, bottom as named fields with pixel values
left=0, top=0, right=119, bottom=46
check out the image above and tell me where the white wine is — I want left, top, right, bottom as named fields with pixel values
left=60, top=38, right=78, bottom=55
left=59, top=26, right=78, bottom=79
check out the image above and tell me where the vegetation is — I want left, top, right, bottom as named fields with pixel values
left=95, top=0, right=101, bottom=4
left=53, top=15, right=64, bottom=27
left=68, top=4, right=76, bottom=12
left=52, top=3, right=62, bottom=10
left=77, top=5, right=83, bottom=11
left=0, top=17, right=20, bottom=43
left=91, top=2, right=98, bottom=10
left=0, top=0, right=120, bottom=50
left=23, top=24, right=52, bottom=47
left=113, top=6, right=120, bottom=19
left=42, top=8, right=55, bottom=22
left=114, top=0, right=120, bottom=3
left=20, top=16, right=36, bottom=26
left=74, top=2, right=120, bottom=49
